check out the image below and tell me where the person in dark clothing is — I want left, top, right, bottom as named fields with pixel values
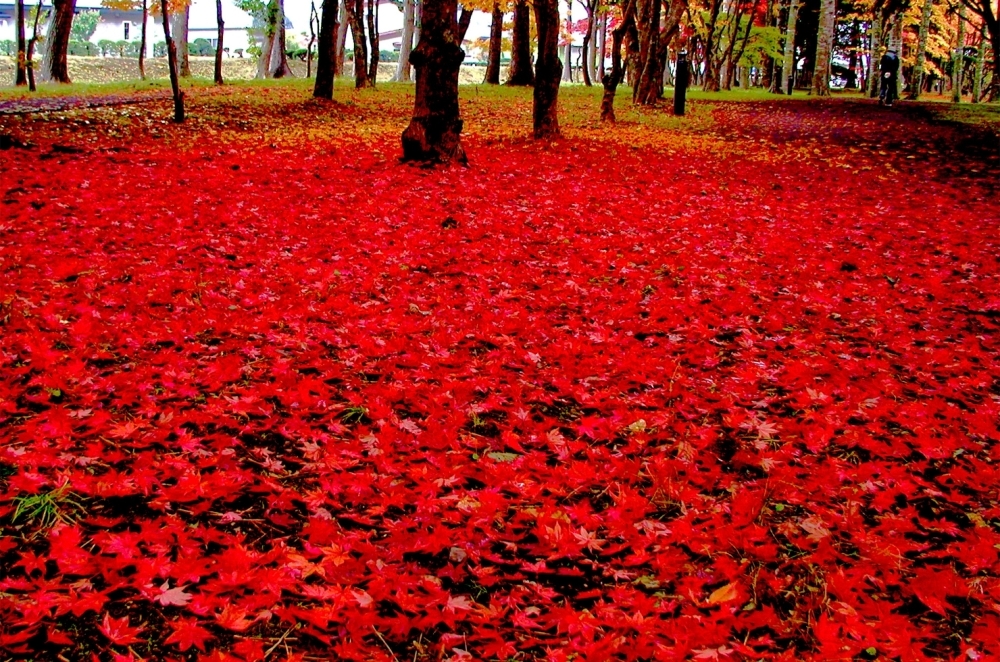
left=879, top=49, right=900, bottom=106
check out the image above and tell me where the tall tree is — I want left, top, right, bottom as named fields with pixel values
left=952, top=2, right=966, bottom=101
left=507, top=0, right=535, bottom=84
left=172, top=3, right=191, bottom=77
left=782, top=0, right=799, bottom=93
left=335, top=1, right=348, bottom=74
left=215, top=0, right=225, bottom=84
left=161, top=0, right=184, bottom=122
left=908, top=0, right=934, bottom=99
left=39, top=0, right=75, bottom=83
left=634, top=0, right=662, bottom=103
left=578, top=0, right=599, bottom=85
left=534, top=0, right=562, bottom=136
left=972, top=19, right=987, bottom=101
left=307, top=1, right=319, bottom=77
left=484, top=1, right=504, bottom=83
left=563, top=0, right=573, bottom=81
left=139, top=0, right=147, bottom=80
left=367, top=0, right=379, bottom=82
left=26, top=0, right=44, bottom=90
left=314, top=0, right=340, bottom=97
left=394, top=0, right=416, bottom=80
left=600, top=0, right=636, bottom=120
left=270, top=0, right=293, bottom=77
left=811, top=0, right=836, bottom=95
left=348, top=0, right=370, bottom=86
left=401, top=0, right=466, bottom=163
left=14, top=0, right=27, bottom=86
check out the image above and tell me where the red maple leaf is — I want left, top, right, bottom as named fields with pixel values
left=97, top=613, right=145, bottom=646
left=165, top=618, right=214, bottom=652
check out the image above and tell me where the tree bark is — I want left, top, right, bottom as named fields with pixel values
left=40, top=0, right=74, bottom=83
left=173, top=4, right=191, bottom=78
left=367, top=0, right=379, bottom=83
left=139, top=0, right=147, bottom=80
left=562, top=0, right=573, bottom=81
left=315, top=0, right=339, bottom=97
left=401, top=0, right=466, bottom=163
left=215, top=0, right=225, bottom=84
left=307, top=1, right=318, bottom=77
left=270, top=0, right=293, bottom=77
left=335, top=0, right=348, bottom=74
left=458, top=4, right=473, bottom=40
left=348, top=0, right=369, bottom=86
left=15, top=0, right=27, bottom=86
left=811, top=0, right=835, bottom=96
left=533, top=0, right=561, bottom=137
left=161, top=0, right=185, bottom=122
left=701, top=0, right=723, bottom=91
left=867, top=14, right=882, bottom=97
left=394, top=0, right=416, bottom=81
left=484, top=2, right=503, bottom=83
left=953, top=3, right=966, bottom=101
left=972, top=19, right=987, bottom=101
left=782, top=0, right=799, bottom=94
left=26, top=0, right=43, bottom=90
left=596, top=10, right=606, bottom=81
left=634, top=0, right=661, bottom=104
left=600, top=0, right=635, bottom=121
left=908, top=0, right=933, bottom=99
left=507, top=0, right=535, bottom=84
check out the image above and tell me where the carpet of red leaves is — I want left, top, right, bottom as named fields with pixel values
left=1, top=87, right=1000, bottom=662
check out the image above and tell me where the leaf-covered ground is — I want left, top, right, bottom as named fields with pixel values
left=1, top=84, right=999, bottom=662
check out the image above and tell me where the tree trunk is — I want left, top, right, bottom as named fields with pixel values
left=533, top=0, right=561, bottom=137
left=40, top=0, right=74, bottom=83
left=484, top=2, right=503, bottom=83
left=394, top=0, right=416, bottom=81
left=581, top=4, right=594, bottom=86
left=26, top=0, right=43, bottom=90
left=600, top=0, right=635, bottom=121
left=161, top=0, right=185, bottom=122
left=811, top=0, right=835, bottom=96
left=596, top=11, right=607, bottom=81
left=458, top=4, right=473, bottom=40
left=507, top=0, right=534, bottom=84
left=701, top=0, right=723, bottom=91
left=335, top=1, right=348, bottom=74
left=307, top=1, right=318, bottom=77
left=348, top=0, right=369, bottom=87
left=953, top=4, right=966, bottom=102
left=782, top=0, right=799, bottom=94
left=215, top=0, right=225, bottom=84
left=173, top=4, right=191, bottom=78
left=402, top=0, right=466, bottom=163
left=972, top=20, right=987, bottom=102
left=908, top=0, right=933, bottom=99
left=14, top=0, right=27, bottom=86
left=139, top=0, right=147, bottom=80
left=867, top=14, right=882, bottom=97
left=315, top=0, right=338, bottom=96
left=562, top=0, right=573, bottom=81
left=270, top=0, right=293, bottom=77
left=367, top=0, right=379, bottom=83
left=634, top=0, right=661, bottom=104
left=845, top=18, right=859, bottom=88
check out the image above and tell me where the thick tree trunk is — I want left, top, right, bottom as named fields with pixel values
left=40, top=0, right=74, bottom=83
left=782, top=0, right=799, bottom=94
left=394, top=0, right=416, bottom=81
left=634, top=0, right=661, bottom=104
left=507, top=0, right=534, bottom=85
left=315, top=0, right=339, bottom=97
left=953, top=4, right=966, bottom=102
left=812, top=0, right=835, bottom=96
left=484, top=2, right=503, bottom=84
left=600, top=0, right=635, bottom=121
left=401, top=0, right=466, bottom=163
left=215, top=0, right=225, bottom=84
left=173, top=4, right=191, bottom=77
left=15, top=0, right=27, bottom=86
left=139, top=0, right=147, bottom=80
left=533, top=0, right=561, bottom=137
left=161, top=0, right=185, bottom=122
left=270, top=0, right=293, bottom=78
left=367, top=0, right=379, bottom=83
left=335, top=1, right=348, bottom=74
left=348, top=0, right=369, bottom=87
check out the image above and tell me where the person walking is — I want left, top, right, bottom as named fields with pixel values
left=879, top=47, right=900, bottom=106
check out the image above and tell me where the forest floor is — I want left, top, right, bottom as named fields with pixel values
left=1, top=82, right=1000, bottom=662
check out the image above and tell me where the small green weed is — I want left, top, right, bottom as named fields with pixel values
left=12, top=484, right=85, bottom=528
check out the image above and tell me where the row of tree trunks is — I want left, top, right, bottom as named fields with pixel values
left=314, top=0, right=339, bottom=98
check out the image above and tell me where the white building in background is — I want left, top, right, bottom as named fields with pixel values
left=0, top=0, right=469, bottom=57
